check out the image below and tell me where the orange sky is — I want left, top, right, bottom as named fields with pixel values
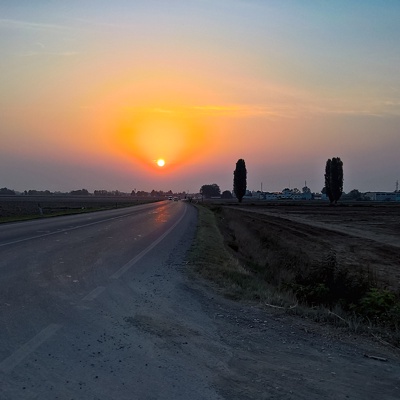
left=1, top=1, right=399, bottom=193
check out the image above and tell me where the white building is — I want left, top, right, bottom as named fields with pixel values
left=258, top=190, right=312, bottom=201
left=264, top=192, right=280, bottom=200
left=365, top=192, right=400, bottom=202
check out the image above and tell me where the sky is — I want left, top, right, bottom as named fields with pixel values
left=1, top=0, right=399, bottom=194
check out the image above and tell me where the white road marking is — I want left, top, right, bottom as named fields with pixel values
left=82, top=286, right=106, bottom=301
left=110, top=205, right=187, bottom=279
left=0, top=324, right=62, bottom=373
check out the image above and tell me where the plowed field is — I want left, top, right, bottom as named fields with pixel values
left=225, top=202, right=400, bottom=291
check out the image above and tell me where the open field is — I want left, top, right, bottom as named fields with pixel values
left=190, top=201, right=400, bottom=342
left=222, top=202, right=400, bottom=292
left=0, top=195, right=161, bottom=223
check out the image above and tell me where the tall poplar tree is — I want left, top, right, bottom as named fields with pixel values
left=324, top=157, right=343, bottom=204
left=233, top=159, right=247, bottom=203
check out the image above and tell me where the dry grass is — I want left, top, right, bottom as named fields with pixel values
left=189, top=203, right=400, bottom=346
left=188, top=204, right=299, bottom=306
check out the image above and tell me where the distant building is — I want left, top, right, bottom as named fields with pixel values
left=364, top=192, right=400, bottom=202
left=258, top=189, right=312, bottom=201
left=314, top=193, right=328, bottom=201
left=281, top=188, right=292, bottom=199
left=264, top=192, right=280, bottom=200
left=243, top=190, right=253, bottom=198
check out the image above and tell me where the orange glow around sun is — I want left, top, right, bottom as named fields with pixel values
left=112, top=105, right=207, bottom=171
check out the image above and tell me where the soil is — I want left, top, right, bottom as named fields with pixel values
left=199, top=284, right=400, bottom=399
left=226, top=202, right=400, bottom=292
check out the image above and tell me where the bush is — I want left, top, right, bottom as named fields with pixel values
left=357, top=288, right=398, bottom=323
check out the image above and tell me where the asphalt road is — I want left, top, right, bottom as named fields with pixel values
left=0, top=200, right=221, bottom=400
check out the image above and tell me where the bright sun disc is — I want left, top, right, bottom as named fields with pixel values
left=157, top=159, right=165, bottom=167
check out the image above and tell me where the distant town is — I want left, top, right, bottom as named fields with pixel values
left=1, top=184, right=399, bottom=202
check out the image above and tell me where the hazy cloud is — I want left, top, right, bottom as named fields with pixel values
left=126, top=104, right=290, bottom=119
left=0, top=18, right=71, bottom=32
left=18, top=51, right=79, bottom=57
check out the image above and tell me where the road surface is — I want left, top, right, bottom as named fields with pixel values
left=0, top=200, right=223, bottom=399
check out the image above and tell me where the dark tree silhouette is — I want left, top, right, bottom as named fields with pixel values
left=233, top=159, right=247, bottom=203
left=324, top=157, right=343, bottom=204
left=347, top=189, right=362, bottom=200
left=0, top=187, right=16, bottom=195
left=70, top=189, right=90, bottom=196
left=200, top=184, right=221, bottom=198
left=221, top=190, right=233, bottom=199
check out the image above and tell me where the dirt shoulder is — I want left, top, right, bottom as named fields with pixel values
left=190, top=277, right=400, bottom=399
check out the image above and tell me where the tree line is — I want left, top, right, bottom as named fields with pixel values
left=200, top=157, right=344, bottom=204
left=0, top=188, right=184, bottom=198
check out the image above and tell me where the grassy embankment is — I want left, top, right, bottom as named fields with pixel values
left=189, top=203, right=400, bottom=346
left=188, top=203, right=297, bottom=303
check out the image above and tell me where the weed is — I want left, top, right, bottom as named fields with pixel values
left=355, top=288, right=400, bottom=328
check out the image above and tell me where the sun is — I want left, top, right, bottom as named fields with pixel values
left=156, top=158, right=165, bottom=167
